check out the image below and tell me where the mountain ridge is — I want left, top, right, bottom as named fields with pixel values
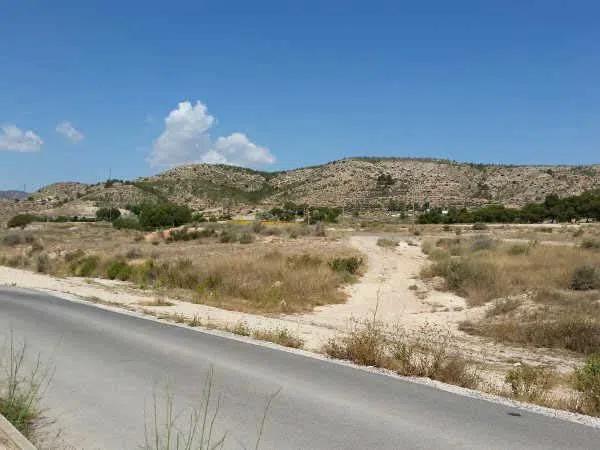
left=3, top=157, right=599, bottom=221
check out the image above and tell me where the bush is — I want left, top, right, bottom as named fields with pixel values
left=72, top=256, right=100, bottom=277
left=95, top=207, right=121, bottom=222
left=377, top=238, right=398, bottom=248
left=570, top=265, right=600, bottom=291
left=106, top=260, right=132, bottom=281
left=324, top=321, right=478, bottom=388
left=324, top=320, right=387, bottom=367
left=470, top=237, right=495, bottom=251
left=2, top=234, right=23, bottom=246
left=112, top=216, right=142, bottom=230
left=219, top=230, right=237, bottom=243
left=329, top=256, right=363, bottom=275
left=191, top=212, right=206, bottom=222
left=238, top=232, right=254, bottom=244
left=582, top=239, right=600, bottom=250
left=136, top=202, right=192, bottom=229
left=574, top=354, right=600, bottom=415
left=472, top=223, right=488, bottom=231
left=252, top=328, right=304, bottom=349
left=35, top=254, right=51, bottom=273
left=7, top=214, right=35, bottom=228
left=505, top=363, right=554, bottom=401
left=309, top=207, right=341, bottom=223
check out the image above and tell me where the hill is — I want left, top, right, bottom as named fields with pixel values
left=0, top=190, right=29, bottom=200
left=3, top=158, right=600, bottom=220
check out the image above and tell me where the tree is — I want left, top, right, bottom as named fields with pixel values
left=137, top=203, right=192, bottom=229
left=96, top=207, right=121, bottom=222
left=7, top=214, right=36, bottom=228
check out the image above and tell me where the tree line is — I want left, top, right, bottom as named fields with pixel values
left=418, top=191, right=600, bottom=224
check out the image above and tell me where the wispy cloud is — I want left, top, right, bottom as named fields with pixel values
left=0, top=124, right=43, bottom=152
left=149, top=101, right=275, bottom=168
left=56, top=121, right=84, bottom=143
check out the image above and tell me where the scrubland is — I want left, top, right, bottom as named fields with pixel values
left=0, top=221, right=362, bottom=314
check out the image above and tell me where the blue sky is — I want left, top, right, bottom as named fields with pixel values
left=1, top=1, right=599, bottom=190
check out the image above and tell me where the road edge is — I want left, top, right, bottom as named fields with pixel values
left=0, top=413, right=36, bottom=450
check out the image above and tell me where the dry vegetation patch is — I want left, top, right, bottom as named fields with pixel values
left=421, top=233, right=600, bottom=355
left=0, top=222, right=362, bottom=314
left=323, top=320, right=479, bottom=389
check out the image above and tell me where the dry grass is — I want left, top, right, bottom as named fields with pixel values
left=0, top=222, right=361, bottom=314
left=422, top=236, right=600, bottom=355
left=323, top=320, right=479, bottom=389
left=422, top=237, right=600, bottom=306
left=251, top=328, right=304, bottom=349
left=504, top=363, right=556, bottom=402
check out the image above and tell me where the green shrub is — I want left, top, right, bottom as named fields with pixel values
left=329, top=256, right=363, bottom=275
left=112, top=216, right=142, bottom=230
left=95, top=207, right=121, bottom=222
left=106, top=260, right=132, bottom=281
left=136, top=202, right=192, bottom=229
left=309, top=207, right=341, bottom=223
left=73, top=256, right=100, bottom=277
left=570, top=265, right=600, bottom=291
left=505, top=363, right=554, bottom=401
left=7, top=214, right=36, bottom=228
left=574, top=354, right=600, bottom=415
left=191, top=212, right=206, bottom=222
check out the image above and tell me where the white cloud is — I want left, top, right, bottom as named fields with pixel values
left=210, top=132, right=275, bottom=166
left=0, top=124, right=43, bottom=152
left=56, top=121, right=84, bottom=142
left=149, top=101, right=275, bottom=168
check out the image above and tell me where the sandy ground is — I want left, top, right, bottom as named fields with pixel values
left=295, top=235, right=477, bottom=330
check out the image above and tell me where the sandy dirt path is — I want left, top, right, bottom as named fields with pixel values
left=293, top=235, right=475, bottom=331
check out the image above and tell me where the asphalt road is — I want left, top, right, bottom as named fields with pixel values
left=0, top=287, right=598, bottom=450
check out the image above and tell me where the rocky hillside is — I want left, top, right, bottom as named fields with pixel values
left=3, top=158, right=600, bottom=220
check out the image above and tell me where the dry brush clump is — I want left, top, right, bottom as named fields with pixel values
left=251, top=328, right=304, bottom=349
left=376, top=238, right=399, bottom=248
left=423, top=238, right=600, bottom=354
left=422, top=237, right=600, bottom=305
left=323, top=320, right=479, bottom=389
left=504, top=363, right=556, bottom=402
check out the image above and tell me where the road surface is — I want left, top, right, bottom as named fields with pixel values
left=0, top=287, right=598, bottom=449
